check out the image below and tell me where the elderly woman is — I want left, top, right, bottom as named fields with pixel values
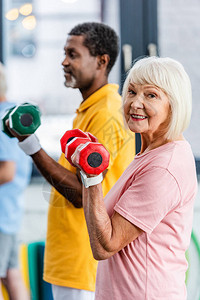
left=73, top=56, right=197, bottom=300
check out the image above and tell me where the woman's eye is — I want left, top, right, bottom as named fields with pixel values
left=148, top=93, right=156, bottom=99
left=128, top=89, right=136, bottom=95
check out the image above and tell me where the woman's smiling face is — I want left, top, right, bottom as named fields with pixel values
left=123, top=82, right=171, bottom=141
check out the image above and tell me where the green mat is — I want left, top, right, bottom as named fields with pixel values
left=28, top=241, right=45, bottom=300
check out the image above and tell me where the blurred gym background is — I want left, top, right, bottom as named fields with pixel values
left=0, top=0, right=200, bottom=299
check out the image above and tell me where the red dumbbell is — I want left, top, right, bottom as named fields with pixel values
left=60, top=129, right=110, bottom=175
left=60, top=129, right=91, bottom=166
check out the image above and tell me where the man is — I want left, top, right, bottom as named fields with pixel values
left=0, top=62, right=32, bottom=300
left=9, top=22, right=135, bottom=300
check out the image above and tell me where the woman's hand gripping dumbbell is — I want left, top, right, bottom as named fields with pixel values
left=60, top=129, right=110, bottom=188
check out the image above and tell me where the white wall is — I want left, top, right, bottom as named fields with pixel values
left=158, top=0, right=200, bottom=157
left=4, top=0, right=101, bottom=114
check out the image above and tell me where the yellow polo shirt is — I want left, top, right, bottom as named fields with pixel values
left=43, top=84, right=135, bottom=291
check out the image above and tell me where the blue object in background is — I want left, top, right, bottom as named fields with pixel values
left=0, top=101, right=32, bottom=234
left=28, top=241, right=53, bottom=300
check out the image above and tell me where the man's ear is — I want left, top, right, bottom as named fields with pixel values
left=97, top=54, right=110, bottom=70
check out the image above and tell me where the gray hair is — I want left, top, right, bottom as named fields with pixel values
left=122, top=56, right=192, bottom=140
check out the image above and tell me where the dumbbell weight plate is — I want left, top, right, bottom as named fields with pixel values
left=20, top=113, right=34, bottom=127
left=9, top=104, right=41, bottom=135
left=65, top=137, right=91, bottom=166
left=19, top=102, right=37, bottom=127
left=21, top=103, right=41, bottom=127
left=1, top=107, right=16, bottom=138
left=79, top=143, right=110, bottom=175
left=60, top=129, right=89, bottom=154
left=87, top=152, right=103, bottom=168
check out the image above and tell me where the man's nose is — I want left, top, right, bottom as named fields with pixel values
left=62, top=56, right=69, bottom=66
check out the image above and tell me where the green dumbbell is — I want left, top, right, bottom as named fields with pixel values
left=1, top=103, right=41, bottom=137
left=1, top=106, right=16, bottom=137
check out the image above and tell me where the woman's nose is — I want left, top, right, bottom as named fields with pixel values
left=130, top=95, right=144, bottom=109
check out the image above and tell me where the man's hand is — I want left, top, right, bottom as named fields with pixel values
left=5, top=120, right=30, bottom=142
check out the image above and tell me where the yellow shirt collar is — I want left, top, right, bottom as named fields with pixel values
left=76, top=84, right=119, bottom=113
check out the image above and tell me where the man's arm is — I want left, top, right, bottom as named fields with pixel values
left=5, top=121, right=83, bottom=207
left=0, top=161, right=16, bottom=184
left=31, top=149, right=83, bottom=208
left=6, top=122, right=107, bottom=208
left=31, top=149, right=107, bottom=208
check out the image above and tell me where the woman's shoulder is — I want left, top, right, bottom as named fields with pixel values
left=135, top=140, right=194, bottom=171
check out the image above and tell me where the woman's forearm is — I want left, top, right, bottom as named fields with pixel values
left=83, top=183, right=143, bottom=260
left=83, top=184, right=116, bottom=260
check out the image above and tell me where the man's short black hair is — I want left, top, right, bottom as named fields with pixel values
left=68, top=22, right=119, bottom=74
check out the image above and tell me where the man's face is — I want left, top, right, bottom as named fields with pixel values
left=62, top=35, right=98, bottom=90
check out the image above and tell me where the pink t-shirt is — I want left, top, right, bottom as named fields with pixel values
left=95, top=140, right=197, bottom=300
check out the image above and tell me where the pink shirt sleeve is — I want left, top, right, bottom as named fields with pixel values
left=114, top=166, right=181, bottom=234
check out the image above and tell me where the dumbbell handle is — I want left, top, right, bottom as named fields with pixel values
left=64, top=137, right=91, bottom=167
